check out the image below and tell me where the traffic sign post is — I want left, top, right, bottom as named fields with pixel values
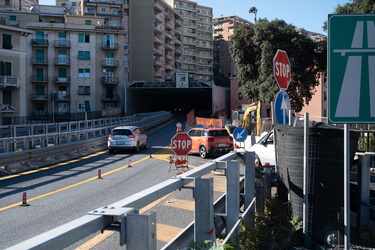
left=274, top=90, right=291, bottom=124
left=171, top=132, right=192, bottom=156
left=328, top=14, right=375, bottom=123
left=273, top=50, right=291, bottom=90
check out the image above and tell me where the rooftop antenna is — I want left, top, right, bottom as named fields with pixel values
left=249, top=6, right=257, bottom=23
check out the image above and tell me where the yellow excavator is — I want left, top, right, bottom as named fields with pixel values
left=225, top=101, right=262, bottom=137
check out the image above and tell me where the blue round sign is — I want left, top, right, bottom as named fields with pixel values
left=233, top=127, right=248, bottom=142
left=274, top=90, right=291, bottom=124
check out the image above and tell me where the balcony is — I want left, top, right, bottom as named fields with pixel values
left=31, top=39, right=49, bottom=47
left=175, top=39, right=182, bottom=46
left=175, top=28, right=182, bottom=36
left=0, top=76, right=20, bottom=88
left=56, top=94, right=71, bottom=102
left=165, top=54, right=174, bottom=61
left=153, top=60, right=163, bottom=68
left=165, top=32, right=173, bottom=40
left=154, top=36, right=163, bottom=45
left=154, top=2, right=164, bottom=12
left=101, top=59, right=119, bottom=68
left=31, top=93, right=48, bottom=101
left=31, top=75, right=49, bottom=83
left=53, top=40, right=71, bottom=48
left=31, top=57, right=48, bottom=65
left=153, top=48, right=163, bottom=57
left=84, top=8, right=123, bottom=16
left=165, top=43, right=173, bottom=51
left=101, top=76, right=119, bottom=85
left=85, top=0, right=122, bottom=5
left=154, top=14, right=163, bottom=23
left=54, top=58, right=71, bottom=65
left=101, top=42, right=119, bottom=50
left=154, top=25, right=163, bottom=34
left=165, top=64, right=174, bottom=71
left=165, top=22, right=174, bottom=30
left=175, top=19, right=182, bottom=27
left=101, top=94, right=119, bottom=102
left=53, top=76, right=71, bottom=83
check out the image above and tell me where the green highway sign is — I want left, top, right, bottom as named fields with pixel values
left=328, top=14, right=375, bottom=124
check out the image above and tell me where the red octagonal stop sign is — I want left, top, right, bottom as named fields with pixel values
left=171, top=132, right=192, bottom=155
left=273, top=49, right=291, bottom=90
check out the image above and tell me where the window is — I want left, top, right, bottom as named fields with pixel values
left=106, top=103, right=114, bottom=108
left=0, top=61, right=12, bottom=76
left=85, top=20, right=92, bottom=25
left=78, top=86, right=90, bottom=95
left=78, top=103, right=85, bottom=112
left=9, top=16, right=16, bottom=21
left=3, top=90, right=11, bottom=104
left=78, top=68, right=90, bottom=77
left=123, top=55, right=129, bottom=61
left=124, top=66, right=129, bottom=73
left=78, top=51, right=90, bottom=60
left=2, top=34, right=12, bottom=50
left=78, top=33, right=90, bottom=43
left=72, top=2, right=76, bottom=6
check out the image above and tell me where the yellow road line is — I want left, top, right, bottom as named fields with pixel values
left=157, top=224, right=184, bottom=243
left=0, top=148, right=170, bottom=212
left=74, top=230, right=116, bottom=250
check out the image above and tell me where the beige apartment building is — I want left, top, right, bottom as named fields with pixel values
left=165, top=0, right=213, bottom=82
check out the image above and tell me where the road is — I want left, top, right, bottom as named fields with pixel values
left=0, top=118, right=228, bottom=249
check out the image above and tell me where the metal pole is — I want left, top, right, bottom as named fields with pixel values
left=344, top=124, right=350, bottom=249
left=271, top=101, right=274, bottom=125
left=303, top=113, right=309, bottom=234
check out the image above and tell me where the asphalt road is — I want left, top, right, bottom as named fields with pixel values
left=0, top=118, right=229, bottom=249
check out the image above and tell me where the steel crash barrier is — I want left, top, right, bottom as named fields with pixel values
left=6, top=151, right=261, bottom=250
left=0, top=111, right=172, bottom=169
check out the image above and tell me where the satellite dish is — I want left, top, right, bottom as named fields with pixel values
left=66, top=1, right=70, bottom=5
left=44, top=30, right=48, bottom=35
left=66, top=5, right=71, bottom=9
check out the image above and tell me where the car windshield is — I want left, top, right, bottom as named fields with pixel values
left=112, top=129, right=132, bottom=136
left=208, top=130, right=229, bottom=136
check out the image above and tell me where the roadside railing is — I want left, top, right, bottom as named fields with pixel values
left=0, top=111, right=172, bottom=169
left=6, top=152, right=258, bottom=250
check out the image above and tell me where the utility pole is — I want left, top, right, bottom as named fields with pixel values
left=249, top=6, right=258, bottom=23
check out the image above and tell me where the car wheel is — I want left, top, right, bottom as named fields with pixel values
left=109, top=149, right=114, bottom=154
left=199, top=146, right=208, bottom=159
left=255, top=153, right=262, bottom=167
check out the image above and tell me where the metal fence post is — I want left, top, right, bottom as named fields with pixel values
left=244, top=151, right=255, bottom=228
left=126, top=211, right=156, bottom=250
left=194, top=177, right=215, bottom=246
left=226, top=160, right=240, bottom=245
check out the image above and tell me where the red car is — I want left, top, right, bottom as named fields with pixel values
left=187, top=127, right=233, bottom=158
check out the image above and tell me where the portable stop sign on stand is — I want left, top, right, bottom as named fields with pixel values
left=169, top=132, right=192, bottom=172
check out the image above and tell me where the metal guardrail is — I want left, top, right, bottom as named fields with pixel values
left=6, top=152, right=257, bottom=250
left=0, top=111, right=172, bottom=168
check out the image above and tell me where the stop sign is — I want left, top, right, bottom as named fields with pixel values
left=171, top=132, right=192, bottom=155
left=273, top=49, right=291, bottom=90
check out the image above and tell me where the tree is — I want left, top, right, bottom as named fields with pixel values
left=323, top=0, right=375, bottom=31
left=230, top=19, right=326, bottom=112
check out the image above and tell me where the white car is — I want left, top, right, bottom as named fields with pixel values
left=107, top=126, right=148, bottom=153
left=249, top=131, right=276, bottom=166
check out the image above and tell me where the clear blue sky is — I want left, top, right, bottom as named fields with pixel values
left=201, top=0, right=350, bottom=34
left=39, top=0, right=350, bottom=34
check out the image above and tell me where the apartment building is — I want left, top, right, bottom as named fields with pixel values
left=165, top=0, right=213, bottom=82
left=1, top=3, right=128, bottom=123
left=0, top=16, right=33, bottom=124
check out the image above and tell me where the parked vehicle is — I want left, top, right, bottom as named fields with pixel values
left=250, top=130, right=276, bottom=166
left=187, top=127, right=233, bottom=158
left=107, top=126, right=148, bottom=153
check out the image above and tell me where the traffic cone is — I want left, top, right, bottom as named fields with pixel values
left=128, top=159, right=132, bottom=167
left=20, top=192, right=30, bottom=206
left=149, top=154, right=153, bottom=158
left=169, top=156, right=173, bottom=163
left=98, top=169, right=102, bottom=179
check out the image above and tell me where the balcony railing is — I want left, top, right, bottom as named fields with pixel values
left=53, top=76, right=71, bottom=83
left=101, top=94, right=119, bottom=102
left=101, top=59, right=119, bottom=68
left=53, top=40, right=71, bottom=47
left=31, top=57, right=48, bottom=65
left=56, top=94, right=71, bottom=101
left=0, top=76, right=20, bottom=88
left=31, top=39, right=49, bottom=47
left=31, top=75, right=49, bottom=82
left=101, top=42, right=119, bottom=50
left=85, top=0, right=122, bottom=4
left=54, top=58, right=71, bottom=65
left=31, top=93, right=48, bottom=101
left=101, top=77, right=119, bottom=84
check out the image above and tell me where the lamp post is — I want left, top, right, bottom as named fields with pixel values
left=249, top=6, right=258, bottom=23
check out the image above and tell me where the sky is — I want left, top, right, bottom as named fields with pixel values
left=38, top=0, right=350, bottom=35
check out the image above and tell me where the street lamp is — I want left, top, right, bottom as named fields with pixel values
left=249, top=6, right=257, bottom=23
